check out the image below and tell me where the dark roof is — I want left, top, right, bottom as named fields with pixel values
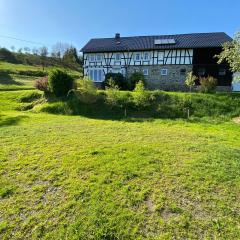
left=81, top=32, right=232, bottom=53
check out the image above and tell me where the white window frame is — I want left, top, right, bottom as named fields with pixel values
left=115, top=53, right=121, bottom=61
left=135, top=53, right=141, bottom=61
left=144, top=52, right=150, bottom=61
left=143, top=68, right=149, bottom=76
left=89, top=54, right=95, bottom=62
left=88, top=69, right=104, bottom=82
left=161, top=69, right=168, bottom=76
left=96, top=54, right=102, bottom=62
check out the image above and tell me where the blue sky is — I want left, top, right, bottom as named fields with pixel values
left=0, top=0, right=239, bottom=52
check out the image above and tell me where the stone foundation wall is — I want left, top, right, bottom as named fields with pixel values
left=127, top=65, right=192, bottom=91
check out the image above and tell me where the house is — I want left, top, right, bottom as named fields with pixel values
left=81, top=32, right=232, bottom=90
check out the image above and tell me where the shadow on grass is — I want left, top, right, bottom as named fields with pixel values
left=0, top=73, right=24, bottom=86
left=0, top=114, right=29, bottom=127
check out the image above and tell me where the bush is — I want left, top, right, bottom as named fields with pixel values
left=105, top=84, right=133, bottom=116
left=69, top=77, right=98, bottom=104
left=199, top=76, right=217, bottom=93
left=102, top=73, right=128, bottom=90
left=133, top=81, right=155, bottom=109
left=35, top=76, right=49, bottom=92
left=48, top=69, right=75, bottom=97
left=129, top=72, right=145, bottom=90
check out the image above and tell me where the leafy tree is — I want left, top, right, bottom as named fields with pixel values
left=217, top=31, right=240, bottom=72
left=133, top=81, right=155, bottom=109
left=185, top=71, right=198, bottom=92
left=63, top=47, right=80, bottom=66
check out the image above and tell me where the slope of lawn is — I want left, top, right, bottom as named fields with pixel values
left=0, top=61, right=82, bottom=90
left=0, top=90, right=240, bottom=239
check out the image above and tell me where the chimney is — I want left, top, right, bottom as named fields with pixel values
left=115, top=33, right=121, bottom=44
left=115, top=33, right=120, bottom=39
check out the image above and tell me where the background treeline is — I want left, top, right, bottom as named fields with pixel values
left=0, top=42, right=83, bottom=71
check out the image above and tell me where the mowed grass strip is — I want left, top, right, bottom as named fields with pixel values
left=0, top=91, right=240, bottom=239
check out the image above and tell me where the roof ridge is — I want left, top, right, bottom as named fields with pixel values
left=90, top=32, right=228, bottom=41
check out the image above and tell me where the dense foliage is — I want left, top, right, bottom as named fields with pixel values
left=217, top=31, right=240, bottom=72
left=199, top=76, right=217, bottom=93
left=48, top=69, right=75, bottom=97
left=128, top=72, right=146, bottom=90
left=0, top=48, right=17, bottom=63
left=102, top=73, right=128, bottom=90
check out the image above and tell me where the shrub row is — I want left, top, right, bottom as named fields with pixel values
left=60, top=84, right=240, bottom=119
left=0, top=69, right=47, bottom=77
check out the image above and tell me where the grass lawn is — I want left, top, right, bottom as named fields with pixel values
left=0, top=91, right=240, bottom=239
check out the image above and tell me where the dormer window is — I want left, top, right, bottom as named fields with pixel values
left=135, top=53, right=141, bottom=61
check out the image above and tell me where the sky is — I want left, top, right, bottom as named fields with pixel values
left=0, top=0, right=239, bottom=52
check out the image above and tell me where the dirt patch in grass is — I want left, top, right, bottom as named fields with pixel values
left=233, top=117, right=240, bottom=124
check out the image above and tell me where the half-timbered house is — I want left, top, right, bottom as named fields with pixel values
left=81, top=32, right=232, bottom=90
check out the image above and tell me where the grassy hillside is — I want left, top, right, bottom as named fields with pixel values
left=0, top=61, right=82, bottom=90
left=0, top=90, right=240, bottom=239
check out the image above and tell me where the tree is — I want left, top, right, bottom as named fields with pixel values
left=39, top=46, right=48, bottom=70
left=10, top=46, right=15, bottom=52
left=216, top=31, right=240, bottom=72
left=102, top=73, right=128, bottom=90
left=185, top=71, right=198, bottom=92
left=0, top=48, right=17, bottom=63
left=62, top=46, right=80, bottom=67
left=24, top=47, right=30, bottom=54
left=129, top=72, right=146, bottom=90
left=51, top=42, right=70, bottom=59
left=32, top=47, right=39, bottom=55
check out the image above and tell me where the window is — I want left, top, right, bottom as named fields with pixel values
left=219, top=69, right=226, bottom=76
left=88, top=69, right=104, bottom=82
left=115, top=53, right=121, bottom=61
left=198, top=68, right=205, bottom=76
left=135, top=53, right=141, bottom=61
left=180, top=69, right=186, bottom=76
left=144, top=52, right=150, bottom=61
left=161, top=69, right=168, bottom=76
left=89, top=54, right=95, bottom=62
left=96, top=54, right=102, bottom=62
left=143, top=69, right=149, bottom=76
left=112, top=67, right=121, bottom=74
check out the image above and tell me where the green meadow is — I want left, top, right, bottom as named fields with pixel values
left=0, top=89, right=240, bottom=239
left=0, top=61, right=81, bottom=91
